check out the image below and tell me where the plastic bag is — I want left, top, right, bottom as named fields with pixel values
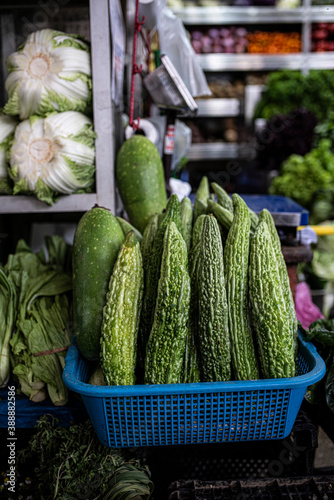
left=156, top=0, right=211, bottom=97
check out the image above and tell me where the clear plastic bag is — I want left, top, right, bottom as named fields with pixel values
left=156, top=0, right=211, bottom=97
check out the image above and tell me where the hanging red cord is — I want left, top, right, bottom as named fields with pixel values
left=129, top=0, right=145, bottom=131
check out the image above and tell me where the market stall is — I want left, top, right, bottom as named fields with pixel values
left=0, top=1, right=334, bottom=499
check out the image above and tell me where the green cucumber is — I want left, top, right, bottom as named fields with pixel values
left=211, top=182, right=233, bottom=212
left=116, top=136, right=167, bottom=233
left=73, top=206, right=124, bottom=361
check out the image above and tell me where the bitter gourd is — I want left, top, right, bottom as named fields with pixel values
left=259, top=209, right=298, bottom=355
left=249, top=220, right=296, bottom=379
left=180, top=196, right=193, bottom=252
left=197, top=215, right=231, bottom=382
left=140, top=212, right=159, bottom=271
left=191, top=214, right=206, bottom=249
left=212, top=182, right=233, bottom=212
left=116, top=216, right=143, bottom=243
left=224, top=194, right=259, bottom=380
left=181, top=237, right=202, bottom=384
left=144, top=221, right=191, bottom=384
left=207, top=199, right=233, bottom=232
left=100, top=231, right=144, bottom=385
left=194, top=176, right=209, bottom=222
left=139, top=195, right=182, bottom=363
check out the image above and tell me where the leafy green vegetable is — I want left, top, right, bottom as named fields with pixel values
left=255, top=70, right=334, bottom=121
left=302, top=319, right=334, bottom=414
left=13, top=415, right=153, bottom=499
left=269, top=139, right=334, bottom=208
left=0, top=236, right=73, bottom=404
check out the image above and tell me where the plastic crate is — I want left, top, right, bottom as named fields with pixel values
left=62, top=333, right=325, bottom=448
left=168, top=475, right=334, bottom=500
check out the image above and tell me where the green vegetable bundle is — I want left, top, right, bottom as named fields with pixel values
left=96, top=178, right=297, bottom=386
left=14, top=415, right=153, bottom=499
left=0, top=236, right=73, bottom=405
left=269, top=139, right=334, bottom=209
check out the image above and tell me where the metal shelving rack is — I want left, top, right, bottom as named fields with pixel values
left=0, top=0, right=117, bottom=214
left=172, top=0, right=334, bottom=161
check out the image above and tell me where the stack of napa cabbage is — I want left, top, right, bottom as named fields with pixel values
left=0, top=29, right=96, bottom=205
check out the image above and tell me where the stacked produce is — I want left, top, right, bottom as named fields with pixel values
left=0, top=29, right=96, bottom=205
left=73, top=157, right=297, bottom=384
left=190, top=26, right=248, bottom=54
left=247, top=31, right=301, bottom=53
left=312, top=23, right=334, bottom=52
left=0, top=236, right=73, bottom=405
left=0, top=115, right=17, bottom=193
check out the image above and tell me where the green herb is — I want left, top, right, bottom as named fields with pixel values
left=15, top=415, right=153, bottom=500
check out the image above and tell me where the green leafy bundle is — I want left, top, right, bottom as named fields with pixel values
left=0, top=236, right=73, bottom=405
left=14, top=415, right=153, bottom=500
left=301, top=319, right=334, bottom=415
left=269, top=139, right=334, bottom=209
left=254, top=70, right=334, bottom=122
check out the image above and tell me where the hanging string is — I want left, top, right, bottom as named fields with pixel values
left=129, top=0, right=146, bottom=131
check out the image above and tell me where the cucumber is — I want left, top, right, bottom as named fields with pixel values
left=72, top=206, right=124, bottom=361
left=193, top=176, right=209, bottom=222
left=116, top=136, right=167, bottom=233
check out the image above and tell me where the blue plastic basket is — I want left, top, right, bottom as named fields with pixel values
left=63, top=333, right=325, bottom=448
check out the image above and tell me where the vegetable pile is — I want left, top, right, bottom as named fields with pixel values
left=269, top=139, right=334, bottom=209
left=311, top=23, right=334, bottom=52
left=254, top=70, right=334, bottom=122
left=0, top=236, right=73, bottom=405
left=4, top=415, right=153, bottom=500
left=73, top=178, right=297, bottom=385
left=0, top=29, right=97, bottom=205
left=247, top=31, right=301, bottom=54
left=300, top=319, right=334, bottom=416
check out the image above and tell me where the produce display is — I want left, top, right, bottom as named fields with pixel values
left=0, top=28, right=97, bottom=205
left=0, top=236, right=72, bottom=405
left=311, top=23, right=334, bottom=52
left=190, top=27, right=301, bottom=54
left=73, top=176, right=297, bottom=386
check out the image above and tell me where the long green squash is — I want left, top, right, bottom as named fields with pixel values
left=224, top=194, right=259, bottom=380
left=144, top=222, right=191, bottom=384
left=249, top=220, right=296, bottom=379
left=100, top=232, right=144, bottom=385
left=197, top=215, right=231, bottom=382
left=207, top=199, right=233, bottom=232
left=73, top=207, right=124, bottom=361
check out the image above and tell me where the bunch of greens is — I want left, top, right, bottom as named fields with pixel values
left=313, top=111, right=334, bottom=150
left=11, top=415, right=153, bottom=500
left=0, top=236, right=73, bottom=405
left=269, top=139, right=334, bottom=209
left=300, top=319, right=334, bottom=415
left=254, top=70, right=334, bottom=122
